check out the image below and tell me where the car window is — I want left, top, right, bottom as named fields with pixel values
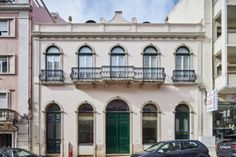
left=181, top=141, right=199, bottom=150
left=158, top=142, right=180, bottom=153
left=145, top=142, right=165, bottom=152
left=13, top=149, right=32, bottom=157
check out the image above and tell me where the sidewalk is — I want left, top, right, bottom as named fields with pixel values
left=209, top=148, right=216, bottom=157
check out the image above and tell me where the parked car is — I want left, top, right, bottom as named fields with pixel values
left=216, top=134, right=236, bottom=157
left=131, top=140, right=210, bottom=157
left=0, top=149, right=9, bottom=157
left=0, top=148, right=47, bottom=157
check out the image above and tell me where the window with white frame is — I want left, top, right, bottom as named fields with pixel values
left=0, top=20, right=8, bottom=36
left=175, top=46, right=191, bottom=70
left=0, top=92, right=9, bottom=109
left=0, top=56, right=9, bottom=73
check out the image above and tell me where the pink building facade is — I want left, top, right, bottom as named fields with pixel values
left=0, top=0, right=32, bottom=149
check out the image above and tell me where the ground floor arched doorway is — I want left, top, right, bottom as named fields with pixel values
left=106, top=99, right=130, bottom=154
left=175, top=104, right=190, bottom=139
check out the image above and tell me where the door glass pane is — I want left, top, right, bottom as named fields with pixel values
left=143, top=113, right=157, bottom=144
left=176, top=56, right=182, bottom=70
left=79, top=56, right=86, bottom=67
left=118, top=56, right=124, bottom=66
left=0, top=93, right=7, bottom=108
left=175, top=118, right=180, bottom=131
left=183, top=118, right=189, bottom=132
left=54, top=56, right=60, bottom=70
left=47, top=56, right=54, bottom=70
left=143, top=56, right=149, bottom=67
left=183, top=56, right=189, bottom=70
left=78, top=114, right=93, bottom=144
left=151, top=56, right=157, bottom=67
left=111, top=56, right=117, bottom=66
left=86, top=56, right=92, bottom=67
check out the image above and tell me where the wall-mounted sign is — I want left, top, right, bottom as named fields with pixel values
left=207, top=90, right=218, bottom=112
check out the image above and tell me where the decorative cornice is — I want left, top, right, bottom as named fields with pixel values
left=32, top=32, right=205, bottom=39
left=0, top=3, right=31, bottom=11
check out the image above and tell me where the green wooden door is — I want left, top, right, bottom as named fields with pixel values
left=106, top=112, right=130, bottom=154
left=175, top=113, right=190, bottom=139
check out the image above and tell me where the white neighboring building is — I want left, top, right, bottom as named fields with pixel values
left=31, top=10, right=213, bottom=157
left=167, top=0, right=236, bottom=144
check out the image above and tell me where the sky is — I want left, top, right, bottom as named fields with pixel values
left=44, top=0, right=179, bottom=23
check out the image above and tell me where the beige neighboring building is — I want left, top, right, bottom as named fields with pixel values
left=167, top=0, right=236, bottom=144
left=32, top=10, right=214, bottom=157
left=0, top=0, right=31, bottom=149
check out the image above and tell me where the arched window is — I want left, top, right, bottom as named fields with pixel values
left=46, top=103, right=61, bottom=153
left=142, top=104, right=157, bottom=144
left=46, top=46, right=61, bottom=70
left=175, top=104, right=190, bottom=139
left=143, top=46, right=158, bottom=68
left=111, top=46, right=125, bottom=67
left=143, top=46, right=159, bottom=80
left=78, top=46, right=93, bottom=79
left=78, top=46, right=93, bottom=68
left=78, top=103, right=94, bottom=145
left=175, top=46, right=190, bottom=70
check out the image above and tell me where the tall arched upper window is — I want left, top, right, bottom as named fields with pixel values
left=142, top=104, right=157, bottom=144
left=175, top=46, right=190, bottom=70
left=143, top=46, right=158, bottom=68
left=46, top=103, right=61, bottom=153
left=78, top=103, right=94, bottom=145
left=78, top=46, right=94, bottom=79
left=111, top=46, right=125, bottom=67
left=78, top=46, right=93, bottom=68
left=46, top=46, right=61, bottom=70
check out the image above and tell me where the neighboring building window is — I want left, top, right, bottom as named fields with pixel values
left=175, top=46, right=190, bottom=70
left=143, top=46, right=158, bottom=68
left=0, top=20, right=8, bottom=36
left=46, top=103, right=61, bottom=153
left=46, top=46, right=61, bottom=70
left=0, top=56, right=9, bottom=73
left=0, top=92, right=8, bottom=109
left=111, top=46, right=125, bottom=67
left=142, top=104, right=157, bottom=144
left=78, top=103, right=94, bottom=144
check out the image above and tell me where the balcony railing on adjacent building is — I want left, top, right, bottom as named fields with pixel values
left=0, top=109, right=20, bottom=122
left=0, top=0, right=15, bottom=3
left=39, top=70, right=64, bottom=82
left=172, top=70, right=197, bottom=83
left=70, top=66, right=166, bottom=82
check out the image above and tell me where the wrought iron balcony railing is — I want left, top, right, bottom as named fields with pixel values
left=0, top=108, right=20, bottom=122
left=0, top=0, right=15, bottom=3
left=70, top=66, right=166, bottom=82
left=134, top=67, right=166, bottom=81
left=172, top=70, right=197, bottom=82
left=39, top=70, right=64, bottom=82
left=102, top=66, right=134, bottom=80
left=70, top=67, right=102, bottom=81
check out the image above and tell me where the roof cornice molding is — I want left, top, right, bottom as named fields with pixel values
left=0, top=4, right=32, bottom=11
left=32, top=31, right=205, bottom=39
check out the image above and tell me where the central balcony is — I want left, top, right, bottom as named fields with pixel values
left=172, top=70, right=197, bottom=83
left=70, top=66, right=166, bottom=84
left=0, top=109, right=20, bottom=122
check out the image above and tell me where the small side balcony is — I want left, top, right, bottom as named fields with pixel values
left=70, top=66, right=166, bottom=84
left=0, top=108, right=20, bottom=122
left=39, top=70, right=64, bottom=83
left=172, top=70, right=197, bottom=83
